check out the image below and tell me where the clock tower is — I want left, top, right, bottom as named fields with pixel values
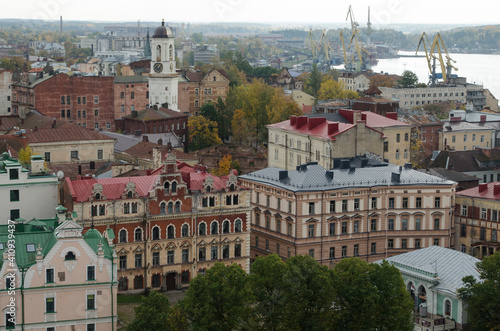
left=148, top=19, right=179, bottom=111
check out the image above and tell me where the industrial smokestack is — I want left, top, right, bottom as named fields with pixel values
left=60, top=16, right=63, bottom=34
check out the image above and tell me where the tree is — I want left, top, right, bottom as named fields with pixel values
left=318, top=78, right=359, bottom=100
left=0, top=56, right=30, bottom=72
left=231, top=108, right=256, bottom=146
left=127, top=291, right=170, bottom=331
left=304, top=64, right=323, bottom=98
left=370, top=74, right=399, bottom=88
left=187, top=116, right=222, bottom=152
left=179, top=263, right=254, bottom=331
left=398, top=70, right=419, bottom=87
left=17, top=145, right=33, bottom=165
left=166, top=305, right=189, bottom=331
left=458, top=252, right=500, bottom=331
left=212, top=154, right=233, bottom=176
left=191, top=32, right=204, bottom=44
left=199, top=102, right=217, bottom=123
left=332, top=258, right=413, bottom=331
left=266, top=88, right=301, bottom=124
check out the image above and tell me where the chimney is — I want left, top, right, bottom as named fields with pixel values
left=157, top=138, right=163, bottom=145
left=296, top=116, right=307, bottom=128
left=480, top=115, right=487, bottom=122
left=307, top=117, right=326, bottom=130
left=325, top=170, right=334, bottom=179
left=386, top=112, right=398, bottom=120
left=290, top=116, right=297, bottom=126
left=479, top=183, right=488, bottom=192
left=143, top=135, right=149, bottom=142
left=30, top=155, right=44, bottom=175
left=279, top=170, right=288, bottom=181
left=328, top=122, right=339, bottom=135
left=494, top=183, right=500, bottom=195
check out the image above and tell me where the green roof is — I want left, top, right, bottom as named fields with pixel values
left=105, top=228, right=115, bottom=240
left=83, top=228, right=114, bottom=259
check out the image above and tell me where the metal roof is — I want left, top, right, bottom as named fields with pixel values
left=376, top=246, right=481, bottom=296
left=239, top=162, right=455, bottom=192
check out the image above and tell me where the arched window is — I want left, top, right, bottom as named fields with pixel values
left=211, top=221, right=218, bottom=235
left=65, top=251, right=76, bottom=260
left=164, top=181, right=170, bottom=194
left=181, top=224, right=189, bottom=237
left=127, top=191, right=133, bottom=198
left=119, top=229, right=127, bottom=243
left=135, top=228, right=142, bottom=241
left=171, top=181, right=177, bottom=194
left=444, top=299, right=451, bottom=316
left=175, top=201, right=181, bottom=213
left=156, top=45, right=161, bottom=62
left=229, top=184, right=235, bottom=191
left=235, top=219, right=242, bottom=232
left=206, top=186, right=211, bottom=193
left=199, top=223, right=206, bottom=236
left=169, top=44, right=173, bottom=60
left=168, top=202, right=174, bottom=213
left=167, top=225, right=175, bottom=239
left=95, top=193, right=101, bottom=200
left=223, top=220, right=230, bottom=234
left=160, top=202, right=166, bottom=214
left=152, top=227, right=160, bottom=240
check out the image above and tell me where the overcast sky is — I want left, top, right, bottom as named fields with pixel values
left=1, top=0, right=497, bottom=26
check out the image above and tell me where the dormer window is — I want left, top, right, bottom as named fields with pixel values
left=127, top=191, right=133, bottom=198
left=229, top=184, right=235, bottom=191
left=206, top=186, right=211, bottom=193
left=65, top=252, right=76, bottom=260
left=95, top=193, right=101, bottom=200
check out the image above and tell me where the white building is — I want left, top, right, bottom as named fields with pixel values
left=338, top=72, right=370, bottom=92
left=148, top=20, right=179, bottom=111
left=0, top=70, right=12, bottom=115
left=379, top=86, right=467, bottom=108
left=0, top=154, right=59, bottom=223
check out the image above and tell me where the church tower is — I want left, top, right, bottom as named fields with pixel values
left=148, top=19, right=178, bottom=111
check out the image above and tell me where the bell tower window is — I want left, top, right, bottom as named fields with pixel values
left=156, top=45, right=161, bottom=62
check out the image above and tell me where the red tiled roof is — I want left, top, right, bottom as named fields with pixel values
left=184, top=70, right=205, bottom=82
left=26, top=124, right=115, bottom=144
left=457, top=182, right=500, bottom=200
left=67, top=175, right=159, bottom=202
left=129, top=107, right=188, bottom=121
left=0, top=135, right=27, bottom=154
left=364, top=86, right=382, bottom=95
left=267, top=116, right=357, bottom=140
left=129, top=59, right=151, bottom=69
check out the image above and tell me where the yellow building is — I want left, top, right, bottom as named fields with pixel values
left=438, top=120, right=495, bottom=151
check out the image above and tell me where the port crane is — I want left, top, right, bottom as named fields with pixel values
left=416, top=32, right=458, bottom=85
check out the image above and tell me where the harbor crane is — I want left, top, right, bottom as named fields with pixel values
left=416, top=32, right=458, bottom=85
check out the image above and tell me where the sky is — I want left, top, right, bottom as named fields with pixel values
left=1, top=0, right=498, bottom=26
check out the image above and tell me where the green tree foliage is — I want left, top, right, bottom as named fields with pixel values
left=318, top=78, right=359, bottom=100
left=199, top=98, right=232, bottom=141
left=0, top=56, right=30, bottom=72
left=266, top=88, right=302, bottom=124
left=127, top=291, right=170, bottom=331
left=458, top=252, right=500, bottom=331
left=304, top=64, right=323, bottom=98
left=179, top=263, right=254, bottom=331
left=398, top=70, right=419, bottom=87
left=332, top=258, right=414, bottom=331
left=187, top=116, right=222, bottom=152
left=191, top=32, right=204, bottom=44
left=17, top=145, right=33, bottom=165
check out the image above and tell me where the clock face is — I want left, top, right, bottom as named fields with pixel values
left=153, top=63, right=163, bottom=73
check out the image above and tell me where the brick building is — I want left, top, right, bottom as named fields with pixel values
left=113, top=76, right=149, bottom=119
left=117, top=106, right=188, bottom=151
left=239, top=160, right=456, bottom=265
left=455, top=182, right=500, bottom=259
left=352, top=86, right=399, bottom=116
left=399, top=113, right=442, bottom=159
left=183, top=69, right=229, bottom=115
left=61, top=153, right=251, bottom=292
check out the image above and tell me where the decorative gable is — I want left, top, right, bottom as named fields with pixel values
left=55, top=220, right=83, bottom=238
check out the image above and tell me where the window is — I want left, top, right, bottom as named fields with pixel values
left=329, top=223, right=335, bottom=236
left=61, top=96, right=65, bottom=104
left=94, top=109, right=99, bottom=117
left=134, top=228, right=142, bottom=241
left=384, top=141, right=388, bottom=152
left=94, top=96, right=99, bottom=104
left=211, top=246, right=218, bottom=260
left=395, top=149, right=400, bottom=159
left=119, top=229, right=127, bottom=243
left=181, top=224, right=189, bottom=237
left=396, top=133, right=400, bottom=142
left=460, top=244, right=466, bottom=253
left=445, top=300, right=451, bottom=316
left=353, top=244, right=359, bottom=257
left=308, top=224, right=315, bottom=237
left=87, top=294, right=95, bottom=310
left=493, top=210, right=498, bottom=222
left=464, top=134, right=467, bottom=142
left=371, top=242, right=377, bottom=255
left=481, top=208, right=487, bottom=219
left=353, top=220, right=359, bottom=233
left=308, top=249, right=315, bottom=258
left=223, top=245, right=230, bottom=259
left=434, top=218, right=440, bottom=230
left=415, top=218, right=421, bottom=230
left=167, top=251, right=174, bottom=264
left=308, top=202, right=315, bottom=214
left=65, top=251, right=75, bottom=260
left=415, top=239, right=421, bottom=248
left=480, top=227, right=486, bottom=240
left=211, top=222, right=218, bottom=235
left=87, top=266, right=95, bottom=280
left=9, top=169, right=18, bottom=180
left=175, top=201, right=181, bottom=213
left=329, top=200, right=335, bottom=213
left=288, top=223, right=292, bottom=236
left=402, top=198, right=408, bottom=208
left=371, top=197, right=377, bottom=209
left=342, top=199, right=348, bottom=212
left=199, top=247, right=206, bottom=261
left=131, top=92, right=135, bottom=99
left=287, top=247, right=291, bottom=259
left=354, top=198, right=360, bottom=210
left=134, top=276, right=143, bottom=289
left=388, top=219, right=394, bottom=230
left=152, top=227, right=160, bottom=240
left=416, top=197, right=422, bottom=208
left=256, top=236, right=259, bottom=248
left=371, top=219, right=377, bottom=231
left=199, top=223, right=206, bottom=236
left=266, top=195, right=270, bottom=207
left=388, top=239, right=394, bottom=248
left=434, top=197, right=440, bottom=208
left=341, top=221, right=347, bottom=234
left=119, top=256, right=127, bottom=269
left=472, top=134, right=476, bottom=141
left=167, top=225, right=175, bottom=239
left=389, top=198, right=394, bottom=209
left=46, top=268, right=54, bottom=283
left=44, top=152, right=51, bottom=162
left=401, top=239, right=407, bottom=248
left=82, top=110, right=86, bottom=118
left=135, top=254, right=142, bottom=267
left=460, top=223, right=467, bottom=237
left=71, top=150, right=79, bottom=159
left=276, top=219, right=281, bottom=233
left=181, top=271, right=189, bottom=284
left=152, top=274, right=161, bottom=287
left=405, top=132, right=409, bottom=141
left=182, top=249, right=189, bottom=263
left=329, top=247, right=335, bottom=259
left=434, top=238, right=440, bottom=246
left=481, top=135, right=485, bottom=142
left=46, top=297, right=55, bottom=313
left=235, top=219, right=242, bottom=232
left=171, top=181, right=177, bottom=193
left=402, top=219, right=408, bottom=230
left=235, top=244, right=241, bottom=257
left=9, top=190, right=19, bottom=202
left=276, top=243, right=280, bottom=255
left=341, top=246, right=347, bottom=258
left=152, top=252, right=160, bottom=266
left=493, top=229, right=497, bottom=241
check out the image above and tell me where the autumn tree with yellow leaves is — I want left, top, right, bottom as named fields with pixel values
left=188, top=116, right=222, bottom=152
